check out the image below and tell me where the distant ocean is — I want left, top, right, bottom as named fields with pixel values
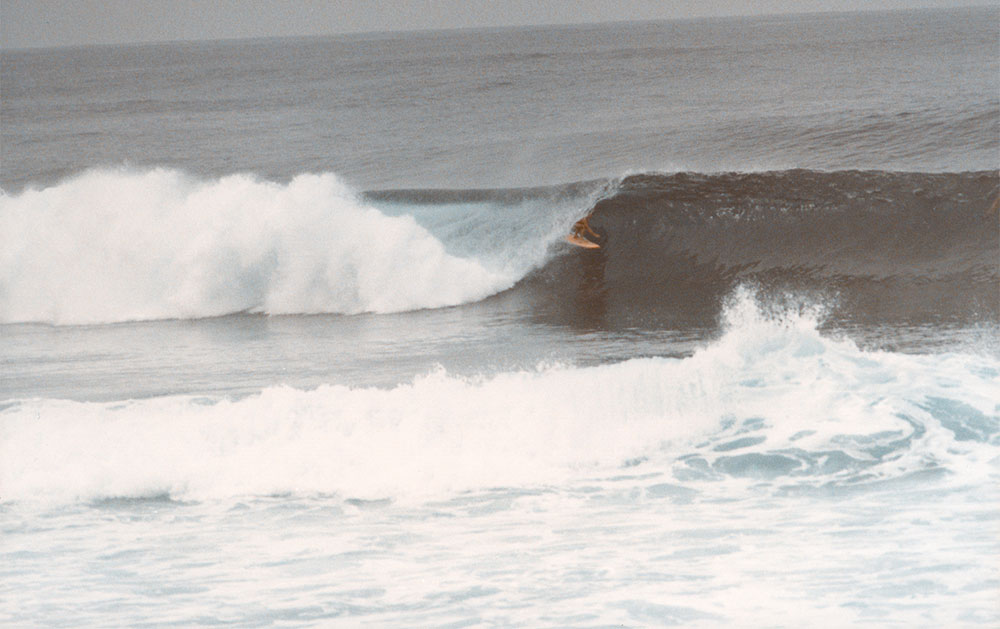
left=2, top=7, right=998, bottom=626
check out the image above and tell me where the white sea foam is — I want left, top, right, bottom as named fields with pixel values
left=2, top=290, right=995, bottom=505
left=0, top=168, right=553, bottom=325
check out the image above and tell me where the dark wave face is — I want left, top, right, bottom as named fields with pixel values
left=502, top=170, right=999, bottom=330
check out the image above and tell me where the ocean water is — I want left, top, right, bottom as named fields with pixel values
left=2, top=6, right=999, bottom=627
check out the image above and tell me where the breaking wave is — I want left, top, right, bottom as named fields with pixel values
left=1, top=287, right=996, bottom=505
left=515, top=169, right=999, bottom=328
left=0, top=168, right=585, bottom=324
left=1, top=167, right=996, bottom=326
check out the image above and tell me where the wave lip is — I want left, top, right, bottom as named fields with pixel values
left=0, top=168, right=525, bottom=325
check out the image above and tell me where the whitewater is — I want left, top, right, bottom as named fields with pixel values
left=3, top=290, right=998, bottom=626
left=2, top=5, right=999, bottom=627
left=0, top=168, right=565, bottom=324
left=4, top=288, right=997, bottom=504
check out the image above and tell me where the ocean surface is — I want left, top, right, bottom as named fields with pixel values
left=2, top=6, right=999, bottom=627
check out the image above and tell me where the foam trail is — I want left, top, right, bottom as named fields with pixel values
left=0, top=168, right=527, bottom=324
left=2, top=290, right=996, bottom=506
left=0, top=362, right=712, bottom=504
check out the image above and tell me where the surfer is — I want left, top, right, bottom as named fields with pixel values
left=567, top=215, right=600, bottom=248
left=566, top=215, right=601, bottom=248
left=572, top=215, right=599, bottom=240
left=566, top=214, right=601, bottom=249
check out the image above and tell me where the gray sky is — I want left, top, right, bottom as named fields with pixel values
left=0, top=0, right=987, bottom=50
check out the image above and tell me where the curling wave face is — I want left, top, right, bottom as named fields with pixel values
left=517, top=169, right=1000, bottom=328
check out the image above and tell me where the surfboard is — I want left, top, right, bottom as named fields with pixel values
left=566, top=234, right=600, bottom=249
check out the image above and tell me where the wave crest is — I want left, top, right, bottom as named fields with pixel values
left=0, top=168, right=519, bottom=324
